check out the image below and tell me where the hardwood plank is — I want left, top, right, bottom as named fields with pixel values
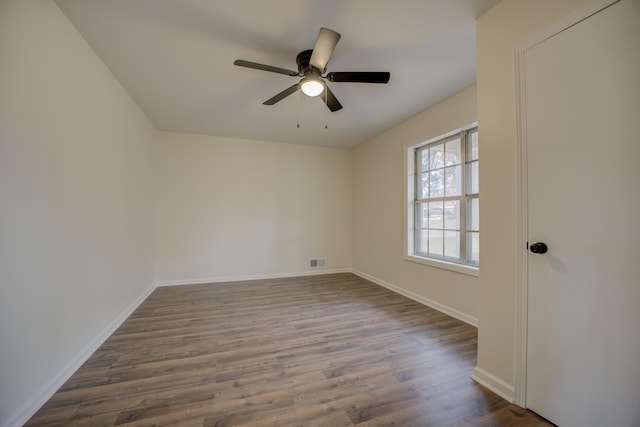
left=25, top=273, right=551, bottom=426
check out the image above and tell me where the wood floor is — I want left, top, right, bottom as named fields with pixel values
left=26, top=273, right=552, bottom=426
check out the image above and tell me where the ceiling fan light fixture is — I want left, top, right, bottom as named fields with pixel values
left=234, top=27, right=389, bottom=112
left=300, top=78, right=324, bottom=97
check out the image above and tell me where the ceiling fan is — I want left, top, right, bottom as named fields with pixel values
left=234, top=28, right=390, bottom=112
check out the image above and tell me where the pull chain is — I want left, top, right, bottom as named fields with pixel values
left=324, top=87, right=328, bottom=129
left=295, top=85, right=329, bottom=130
left=296, top=86, right=300, bottom=128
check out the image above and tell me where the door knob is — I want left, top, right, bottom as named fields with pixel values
left=529, top=242, right=548, bottom=254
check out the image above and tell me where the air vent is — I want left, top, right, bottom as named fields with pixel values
left=309, top=258, right=326, bottom=269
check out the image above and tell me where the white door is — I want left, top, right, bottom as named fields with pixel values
left=524, top=1, right=640, bottom=426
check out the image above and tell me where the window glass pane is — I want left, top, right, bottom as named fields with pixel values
left=416, top=229, right=429, bottom=255
left=430, top=144, right=445, bottom=169
left=429, top=169, right=444, bottom=198
left=468, top=232, right=480, bottom=264
left=468, top=130, right=479, bottom=161
left=468, top=161, right=479, bottom=194
left=410, top=126, right=478, bottom=268
left=445, top=165, right=461, bottom=197
left=428, top=202, right=444, bottom=229
left=444, top=231, right=460, bottom=259
left=428, top=230, right=444, bottom=256
left=408, top=174, right=415, bottom=202
left=444, top=200, right=460, bottom=230
left=416, top=202, right=428, bottom=228
left=445, top=138, right=461, bottom=166
left=468, top=198, right=479, bottom=231
left=418, top=172, right=429, bottom=199
left=419, top=148, right=430, bottom=172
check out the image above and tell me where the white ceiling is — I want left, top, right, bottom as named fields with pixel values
left=54, top=0, right=500, bottom=149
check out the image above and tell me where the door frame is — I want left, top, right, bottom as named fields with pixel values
left=513, top=0, right=619, bottom=407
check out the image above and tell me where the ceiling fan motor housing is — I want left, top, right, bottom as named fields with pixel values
left=296, top=50, right=322, bottom=76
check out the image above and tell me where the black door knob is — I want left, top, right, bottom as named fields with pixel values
left=529, top=242, right=548, bottom=254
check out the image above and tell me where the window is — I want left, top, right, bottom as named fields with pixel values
left=406, top=125, right=479, bottom=275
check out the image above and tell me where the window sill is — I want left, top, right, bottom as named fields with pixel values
left=405, top=255, right=479, bottom=277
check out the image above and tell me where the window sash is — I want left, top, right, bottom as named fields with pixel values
left=412, top=127, right=477, bottom=266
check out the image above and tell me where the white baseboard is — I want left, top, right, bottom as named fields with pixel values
left=5, top=284, right=156, bottom=427
left=351, top=269, right=478, bottom=327
left=155, top=268, right=352, bottom=287
left=471, top=366, right=515, bottom=402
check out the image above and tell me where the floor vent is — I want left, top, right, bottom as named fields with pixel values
left=309, top=258, right=326, bottom=268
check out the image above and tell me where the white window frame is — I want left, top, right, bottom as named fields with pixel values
left=404, top=124, right=479, bottom=277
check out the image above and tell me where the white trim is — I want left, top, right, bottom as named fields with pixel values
left=517, top=0, right=619, bottom=51
left=512, top=0, right=618, bottom=409
left=155, top=268, right=352, bottom=287
left=404, top=255, right=479, bottom=277
left=471, top=367, right=515, bottom=403
left=5, top=284, right=156, bottom=427
left=514, top=42, right=530, bottom=409
left=404, top=142, right=414, bottom=260
left=352, top=269, right=478, bottom=327
left=415, top=123, right=479, bottom=149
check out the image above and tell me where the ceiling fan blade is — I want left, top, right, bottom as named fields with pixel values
left=322, top=86, right=343, bottom=112
left=263, top=84, right=299, bottom=105
left=327, top=71, right=390, bottom=83
left=234, top=60, right=298, bottom=76
left=309, top=28, right=341, bottom=71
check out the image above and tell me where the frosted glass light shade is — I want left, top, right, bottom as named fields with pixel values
left=301, top=79, right=324, bottom=97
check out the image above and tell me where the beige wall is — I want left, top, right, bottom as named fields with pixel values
left=475, top=0, right=593, bottom=394
left=0, top=0, right=605, bottom=423
left=352, top=85, right=479, bottom=323
left=0, top=1, right=156, bottom=424
left=155, top=132, right=352, bottom=283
